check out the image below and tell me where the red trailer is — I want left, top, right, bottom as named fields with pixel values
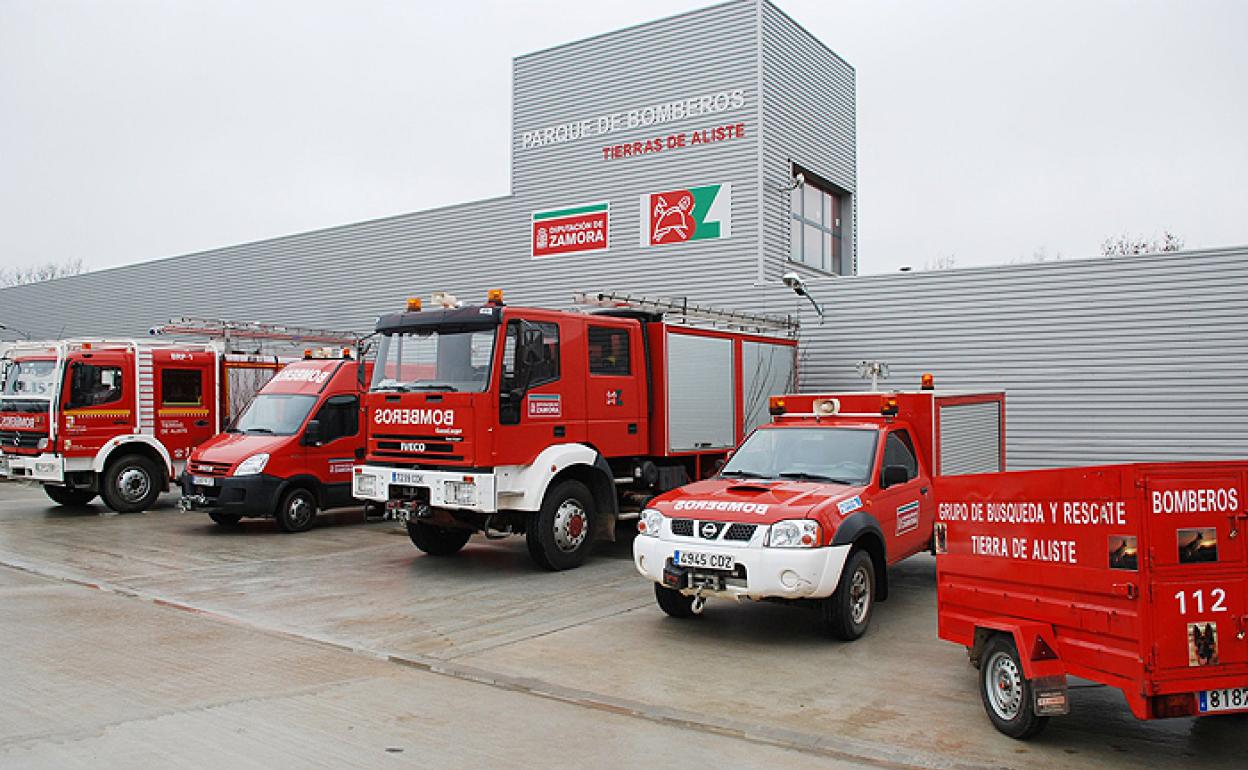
left=936, top=461, right=1248, bottom=738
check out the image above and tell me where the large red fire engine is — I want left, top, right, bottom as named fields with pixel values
left=633, top=382, right=1004, bottom=638
left=352, top=290, right=798, bottom=570
left=0, top=319, right=359, bottom=513
left=936, top=461, right=1248, bottom=738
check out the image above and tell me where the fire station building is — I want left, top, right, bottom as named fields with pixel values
left=1, top=0, right=1246, bottom=470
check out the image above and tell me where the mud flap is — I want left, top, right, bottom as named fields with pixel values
left=1032, top=676, right=1070, bottom=716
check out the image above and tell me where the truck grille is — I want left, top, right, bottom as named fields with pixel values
left=669, top=518, right=757, bottom=542
left=372, top=434, right=465, bottom=462
left=188, top=460, right=232, bottom=476
left=0, top=430, right=46, bottom=451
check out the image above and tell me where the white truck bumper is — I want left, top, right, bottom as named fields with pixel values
left=0, top=453, right=65, bottom=483
left=633, top=534, right=851, bottom=601
left=352, top=464, right=498, bottom=513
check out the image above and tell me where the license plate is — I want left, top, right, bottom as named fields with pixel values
left=391, top=470, right=425, bottom=486
left=673, top=550, right=735, bottom=571
left=191, top=475, right=215, bottom=487
left=1199, top=687, right=1248, bottom=713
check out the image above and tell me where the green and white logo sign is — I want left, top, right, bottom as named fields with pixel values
left=639, top=183, right=732, bottom=246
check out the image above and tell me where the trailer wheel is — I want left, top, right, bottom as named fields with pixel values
left=43, top=485, right=97, bottom=507
left=276, top=488, right=317, bottom=533
left=100, top=454, right=161, bottom=513
left=654, top=583, right=703, bottom=619
left=980, top=635, right=1049, bottom=739
left=406, top=522, right=472, bottom=555
left=820, top=549, right=875, bottom=641
left=526, top=479, right=595, bottom=571
left=209, top=512, right=242, bottom=527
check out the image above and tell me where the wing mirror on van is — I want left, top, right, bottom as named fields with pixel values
left=303, top=419, right=323, bottom=446
left=881, top=465, right=910, bottom=489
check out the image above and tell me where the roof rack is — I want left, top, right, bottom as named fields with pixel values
left=151, top=318, right=362, bottom=346
left=573, top=291, right=798, bottom=335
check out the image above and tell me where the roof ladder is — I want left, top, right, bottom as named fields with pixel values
left=573, top=291, right=799, bottom=335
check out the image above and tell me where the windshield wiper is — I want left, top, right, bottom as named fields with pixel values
left=408, top=383, right=459, bottom=392
left=720, top=469, right=771, bottom=480
left=246, top=427, right=275, bottom=434
left=779, top=472, right=856, bottom=484
left=372, top=383, right=411, bottom=393
left=225, top=427, right=242, bottom=434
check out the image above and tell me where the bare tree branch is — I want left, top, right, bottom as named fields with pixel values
left=0, top=258, right=87, bottom=287
left=1100, top=232, right=1184, bottom=257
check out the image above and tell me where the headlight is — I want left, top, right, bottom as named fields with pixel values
left=354, top=472, right=377, bottom=497
left=766, top=519, right=821, bottom=548
left=233, top=453, right=270, bottom=476
left=638, top=507, right=663, bottom=537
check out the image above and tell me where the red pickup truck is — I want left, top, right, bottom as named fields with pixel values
left=634, top=383, right=1004, bottom=639
left=937, top=461, right=1248, bottom=737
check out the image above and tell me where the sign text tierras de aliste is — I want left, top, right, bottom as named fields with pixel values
left=519, top=88, right=746, bottom=150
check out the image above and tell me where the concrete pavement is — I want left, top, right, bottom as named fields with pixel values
left=0, top=481, right=1243, bottom=768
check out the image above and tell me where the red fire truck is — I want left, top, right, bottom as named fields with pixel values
left=936, top=462, right=1248, bottom=738
left=179, top=353, right=373, bottom=532
left=633, top=383, right=1005, bottom=639
left=351, top=290, right=799, bottom=570
left=0, top=319, right=359, bottom=513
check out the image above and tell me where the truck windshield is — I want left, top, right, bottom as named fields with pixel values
left=370, top=329, right=495, bottom=393
left=1, top=359, right=58, bottom=398
left=721, top=427, right=878, bottom=485
left=231, top=394, right=317, bottom=435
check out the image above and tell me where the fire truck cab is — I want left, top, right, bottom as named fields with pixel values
left=352, top=290, right=798, bottom=570
left=0, top=339, right=281, bottom=512
left=179, top=353, right=372, bottom=532
left=633, top=385, right=1005, bottom=639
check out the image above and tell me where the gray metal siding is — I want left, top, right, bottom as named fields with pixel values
left=760, top=1, right=857, bottom=278
left=786, top=247, right=1248, bottom=470
left=511, top=0, right=764, bottom=295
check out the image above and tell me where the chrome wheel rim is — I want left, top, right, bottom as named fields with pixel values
left=849, top=564, right=871, bottom=624
left=985, top=651, right=1024, bottom=720
left=553, top=499, right=588, bottom=552
left=116, top=467, right=151, bottom=503
left=287, top=495, right=314, bottom=528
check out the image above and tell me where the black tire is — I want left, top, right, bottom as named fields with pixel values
left=820, top=549, right=876, bottom=641
left=979, top=635, right=1049, bottom=739
left=275, top=487, right=318, bottom=533
left=100, top=454, right=162, bottom=513
left=44, top=485, right=96, bottom=507
left=654, top=583, right=700, bottom=619
left=526, top=479, right=595, bottom=571
left=406, top=521, right=472, bottom=555
left=209, top=512, right=243, bottom=527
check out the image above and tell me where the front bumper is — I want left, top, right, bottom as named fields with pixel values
left=633, top=535, right=851, bottom=601
left=179, top=473, right=284, bottom=517
left=352, top=464, right=497, bottom=513
left=0, top=453, right=65, bottom=482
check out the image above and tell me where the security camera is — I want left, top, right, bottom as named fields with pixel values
left=794, top=172, right=805, bottom=188
left=781, top=271, right=807, bottom=295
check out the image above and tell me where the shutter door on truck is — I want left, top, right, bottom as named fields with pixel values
left=1144, top=468, right=1248, bottom=676
left=666, top=332, right=734, bottom=452
left=741, top=341, right=794, bottom=435
left=937, top=400, right=1002, bottom=476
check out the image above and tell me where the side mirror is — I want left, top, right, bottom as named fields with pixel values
left=881, top=465, right=910, bottom=489
left=303, top=419, right=323, bottom=446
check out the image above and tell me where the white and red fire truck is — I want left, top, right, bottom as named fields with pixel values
left=632, top=382, right=1005, bottom=639
left=0, top=319, right=360, bottom=513
left=352, top=290, right=798, bottom=570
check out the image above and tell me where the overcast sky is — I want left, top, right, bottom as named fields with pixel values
left=1, top=0, right=1245, bottom=276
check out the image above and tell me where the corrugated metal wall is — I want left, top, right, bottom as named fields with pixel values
left=760, top=1, right=857, bottom=278
left=784, top=247, right=1248, bottom=469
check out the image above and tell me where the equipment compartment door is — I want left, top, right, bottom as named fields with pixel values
left=583, top=322, right=644, bottom=457
left=1144, top=468, right=1248, bottom=674
left=154, top=356, right=218, bottom=463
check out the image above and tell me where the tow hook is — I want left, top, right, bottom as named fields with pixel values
left=691, top=591, right=707, bottom=615
left=178, top=495, right=208, bottom=511
left=385, top=500, right=431, bottom=523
